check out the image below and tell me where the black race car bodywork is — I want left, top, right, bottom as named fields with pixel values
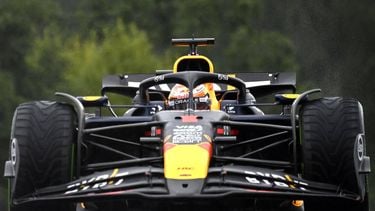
left=4, top=38, right=371, bottom=211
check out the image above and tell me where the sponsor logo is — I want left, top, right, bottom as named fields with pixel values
left=154, top=75, right=165, bottom=82
left=227, top=106, right=236, bottom=114
left=244, top=170, right=308, bottom=191
left=356, top=134, right=365, bottom=161
left=64, top=169, right=128, bottom=195
left=218, top=74, right=229, bottom=81
left=11, top=138, right=17, bottom=166
left=172, top=125, right=203, bottom=144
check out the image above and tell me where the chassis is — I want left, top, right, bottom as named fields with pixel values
left=4, top=38, right=371, bottom=211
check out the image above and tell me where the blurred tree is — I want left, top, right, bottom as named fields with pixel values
left=59, top=20, right=166, bottom=95
left=225, top=29, right=297, bottom=72
left=171, top=0, right=296, bottom=72
left=25, top=26, right=67, bottom=97
left=0, top=0, right=63, bottom=148
left=0, top=0, right=61, bottom=98
left=0, top=2, right=62, bottom=202
left=66, top=0, right=297, bottom=73
left=0, top=72, right=22, bottom=139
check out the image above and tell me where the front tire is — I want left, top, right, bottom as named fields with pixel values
left=8, top=101, right=76, bottom=211
left=300, top=97, right=369, bottom=211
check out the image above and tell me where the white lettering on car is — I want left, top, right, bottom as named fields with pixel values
left=244, top=170, right=308, bottom=191
left=64, top=170, right=128, bottom=195
left=172, top=125, right=203, bottom=144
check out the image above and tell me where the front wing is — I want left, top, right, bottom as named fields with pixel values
left=13, top=165, right=360, bottom=205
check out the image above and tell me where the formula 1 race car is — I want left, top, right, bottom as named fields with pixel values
left=4, top=38, right=371, bottom=211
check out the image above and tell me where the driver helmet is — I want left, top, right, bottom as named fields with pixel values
left=168, top=84, right=211, bottom=110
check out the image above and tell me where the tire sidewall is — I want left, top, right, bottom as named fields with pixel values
left=8, top=101, right=76, bottom=211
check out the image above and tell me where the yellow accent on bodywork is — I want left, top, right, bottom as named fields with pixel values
left=164, top=145, right=210, bottom=179
left=282, top=94, right=300, bottom=99
left=108, top=168, right=119, bottom=185
left=292, top=200, right=304, bottom=207
left=82, top=96, right=102, bottom=101
left=110, top=168, right=119, bottom=178
left=172, top=55, right=219, bottom=110
left=173, top=55, right=214, bottom=73
left=205, top=83, right=219, bottom=110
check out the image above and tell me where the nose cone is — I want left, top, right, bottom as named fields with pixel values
left=166, top=178, right=205, bottom=196
left=164, top=142, right=212, bottom=180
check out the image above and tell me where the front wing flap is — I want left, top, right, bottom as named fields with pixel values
left=13, top=165, right=359, bottom=205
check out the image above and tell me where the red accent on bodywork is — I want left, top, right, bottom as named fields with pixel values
left=216, top=128, right=239, bottom=136
left=102, top=190, right=128, bottom=195
left=181, top=115, right=198, bottom=122
left=199, top=142, right=213, bottom=157
left=216, top=128, right=224, bottom=135
left=230, top=129, right=239, bottom=136
left=163, top=142, right=176, bottom=152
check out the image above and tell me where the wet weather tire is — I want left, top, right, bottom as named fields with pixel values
left=8, top=101, right=76, bottom=211
left=300, top=97, right=369, bottom=211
